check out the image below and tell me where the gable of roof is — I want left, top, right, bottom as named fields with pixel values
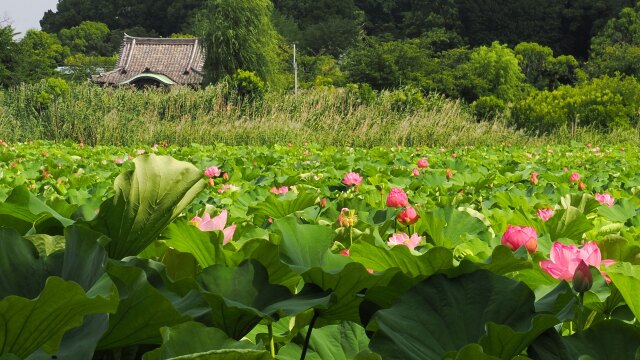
left=92, top=34, right=205, bottom=86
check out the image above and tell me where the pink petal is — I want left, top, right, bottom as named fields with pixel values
left=602, top=259, right=616, bottom=267
left=540, top=260, right=574, bottom=281
left=579, top=242, right=602, bottom=267
left=209, top=210, right=228, bottom=231
left=222, top=224, right=236, bottom=245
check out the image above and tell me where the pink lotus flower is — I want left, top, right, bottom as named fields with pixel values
left=502, top=225, right=538, bottom=253
left=190, top=210, right=236, bottom=244
left=540, top=242, right=615, bottom=282
left=569, top=172, right=580, bottom=183
left=595, top=193, right=614, bottom=206
left=530, top=172, right=539, bottom=185
left=417, top=158, right=429, bottom=168
left=578, top=181, right=586, bottom=191
left=397, top=206, right=419, bottom=226
left=340, top=249, right=350, bottom=256
left=411, top=168, right=420, bottom=176
left=537, top=208, right=554, bottom=221
left=270, top=186, right=289, bottom=195
left=446, top=169, right=453, bottom=179
left=204, top=166, right=221, bottom=178
left=387, top=233, right=422, bottom=250
left=386, top=188, right=409, bottom=207
left=114, top=158, right=125, bottom=165
left=137, top=149, right=145, bottom=155
left=342, top=172, right=363, bottom=186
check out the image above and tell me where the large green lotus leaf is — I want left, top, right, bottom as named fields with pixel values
left=277, top=321, right=380, bottom=360
left=544, top=206, right=593, bottom=242
left=0, top=224, right=108, bottom=299
left=419, top=206, right=491, bottom=247
left=301, top=262, right=400, bottom=322
left=0, top=228, right=52, bottom=299
left=162, top=248, right=199, bottom=281
left=595, top=236, right=640, bottom=263
left=350, top=241, right=453, bottom=277
left=598, top=198, right=638, bottom=223
left=25, top=226, right=114, bottom=360
left=248, top=191, right=318, bottom=222
left=479, top=245, right=532, bottom=275
left=605, top=262, right=640, bottom=320
left=528, top=320, right=640, bottom=359
left=369, top=270, right=540, bottom=360
left=152, top=350, right=273, bottom=360
left=98, top=261, right=195, bottom=350
left=27, top=314, right=109, bottom=360
left=112, top=257, right=210, bottom=319
left=163, top=219, right=226, bottom=268
left=61, top=224, right=111, bottom=290
left=23, top=234, right=65, bottom=257
left=197, top=260, right=333, bottom=339
left=142, top=322, right=268, bottom=360
left=0, top=276, right=118, bottom=358
left=534, top=281, right=577, bottom=322
left=514, top=268, right=559, bottom=297
left=231, top=239, right=301, bottom=291
left=443, top=343, right=538, bottom=360
left=272, top=216, right=350, bottom=273
left=359, top=272, right=424, bottom=328
left=0, top=186, right=74, bottom=235
left=479, top=314, right=559, bottom=358
left=0, top=225, right=114, bottom=360
left=94, top=154, right=206, bottom=259
left=560, top=193, right=601, bottom=216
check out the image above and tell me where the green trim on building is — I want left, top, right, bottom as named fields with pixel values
left=119, top=73, right=176, bottom=85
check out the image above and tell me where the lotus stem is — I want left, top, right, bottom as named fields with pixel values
left=300, top=310, right=319, bottom=360
left=268, top=322, right=276, bottom=358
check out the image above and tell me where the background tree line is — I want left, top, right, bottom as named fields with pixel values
left=2, top=0, right=640, bottom=132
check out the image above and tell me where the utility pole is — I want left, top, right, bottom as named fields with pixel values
left=293, top=43, right=298, bottom=95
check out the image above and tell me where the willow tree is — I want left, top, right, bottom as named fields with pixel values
left=195, top=0, right=279, bottom=84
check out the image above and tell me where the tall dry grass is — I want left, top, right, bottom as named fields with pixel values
left=0, top=83, right=637, bottom=147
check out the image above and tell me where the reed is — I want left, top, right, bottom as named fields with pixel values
left=0, top=83, right=635, bottom=147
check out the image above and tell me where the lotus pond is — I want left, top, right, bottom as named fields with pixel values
left=1, top=141, right=640, bottom=359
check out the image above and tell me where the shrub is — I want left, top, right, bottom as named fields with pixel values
left=388, top=86, right=426, bottom=112
left=230, top=69, right=265, bottom=101
left=472, top=96, right=506, bottom=119
left=512, top=75, right=640, bottom=132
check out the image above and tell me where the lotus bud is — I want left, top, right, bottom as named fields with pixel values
left=572, top=260, right=593, bottom=293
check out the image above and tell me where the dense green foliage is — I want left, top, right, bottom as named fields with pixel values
left=1, top=141, right=640, bottom=358
left=195, top=0, right=279, bottom=84
left=1, top=0, right=640, bottom=134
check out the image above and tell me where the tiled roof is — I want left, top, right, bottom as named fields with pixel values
left=92, top=35, right=205, bottom=86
